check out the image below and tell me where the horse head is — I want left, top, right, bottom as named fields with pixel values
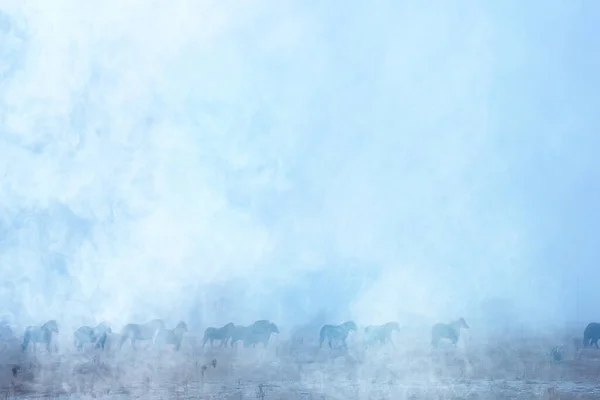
left=224, top=322, right=235, bottom=331
left=269, top=323, right=279, bottom=334
left=44, top=320, right=59, bottom=333
left=344, top=321, right=357, bottom=332
left=176, top=321, right=188, bottom=333
left=94, top=322, right=111, bottom=336
left=456, top=318, right=469, bottom=329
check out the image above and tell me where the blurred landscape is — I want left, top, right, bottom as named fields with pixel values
left=2, top=325, right=600, bottom=399
left=1, top=1, right=600, bottom=399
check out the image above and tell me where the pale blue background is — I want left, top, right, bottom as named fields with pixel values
left=0, top=0, right=598, bottom=334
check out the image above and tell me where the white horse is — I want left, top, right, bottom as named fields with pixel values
left=22, top=320, right=59, bottom=353
left=119, top=319, right=165, bottom=350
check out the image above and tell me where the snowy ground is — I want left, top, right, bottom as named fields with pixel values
left=1, top=330, right=599, bottom=399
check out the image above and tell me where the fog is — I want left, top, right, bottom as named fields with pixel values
left=0, top=0, right=599, bottom=339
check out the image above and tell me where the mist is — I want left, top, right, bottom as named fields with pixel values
left=1, top=0, right=599, bottom=340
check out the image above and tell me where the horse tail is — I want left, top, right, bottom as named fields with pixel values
left=151, top=327, right=161, bottom=345
left=119, top=326, right=132, bottom=349
left=583, top=323, right=596, bottom=348
left=21, top=330, right=30, bottom=352
left=320, top=325, right=329, bottom=338
left=319, top=326, right=328, bottom=347
left=202, top=328, right=212, bottom=347
left=95, top=332, right=108, bottom=350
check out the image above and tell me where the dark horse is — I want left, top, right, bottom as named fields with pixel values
left=74, top=321, right=112, bottom=351
left=583, top=322, right=600, bottom=348
left=230, top=320, right=279, bottom=348
left=319, top=321, right=357, bottom=348
left=243, top=321, right=279, bottom=348
left=202, top=322, right=235, bottom=348
left=364, top=321, right=400, bottom=347
left=431, top=317, right=469, bottom=348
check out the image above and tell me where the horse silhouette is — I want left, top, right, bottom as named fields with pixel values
left=22, top=320, right=59, bottom=353
left=431, top=317, right=469, bottom=348
left=74, top=322, right=112, bottom=351
left=243, top=322, right=279, bottom=348
left=230, top=320, right=278, bottom=348
left=202, top=322, right=235, bottom=348
left=119, top=319, right=165, bottom=350
left=319, top=321, right=357, bottom=348
left=583, top=322, right=600, bottom=348
left=364, top=321, right=400, bottom=347
left=0, top=321, right=15, bottom=341
left=154, top=321, right=188, bottom=351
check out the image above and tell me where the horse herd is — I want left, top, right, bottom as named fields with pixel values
left=14, top=317, right=600, bottom=356
left=13, top=316, right=475, bottom=355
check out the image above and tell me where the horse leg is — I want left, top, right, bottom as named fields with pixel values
left=594, top=338, right=599, bottom=349
left=328, top=339, right=333, bottom=348
left=119, top=335, right=128, bottom=350
left=21, top=334, right=29, bottom=352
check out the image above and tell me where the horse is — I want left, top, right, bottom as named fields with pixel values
left=202, top=322, right=235, bottom=348
left=154, top=321, right=188, bottom=351
left=74, top=322, right=112, bottom=351
left=230, top=320, right=278, bottom=348
left=583, top=322, right=600, bottom=348
left=243, top=322, right=279, bottom=348
left=364, top=321, right=400, bottom=347
left=22, top=320, right=59, bottom=353
left=119, top=319, right=165, bottom=350
left=0, top=321, right=15, bottom=341
left=230, top=325, right=250, bottom=347
left=431, top=317, right=469, bottom=348
left=94, top=322, right=112, bottom=351
left=319, top=321, right=357, bottom=348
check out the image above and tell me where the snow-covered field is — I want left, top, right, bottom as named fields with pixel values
left=1, top=330, right=599, bottom=399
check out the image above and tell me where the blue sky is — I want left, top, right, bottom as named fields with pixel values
left=0, top=1, right=599, bottom=334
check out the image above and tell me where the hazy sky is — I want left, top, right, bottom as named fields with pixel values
left=0, top=0, right=599, bottom=334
